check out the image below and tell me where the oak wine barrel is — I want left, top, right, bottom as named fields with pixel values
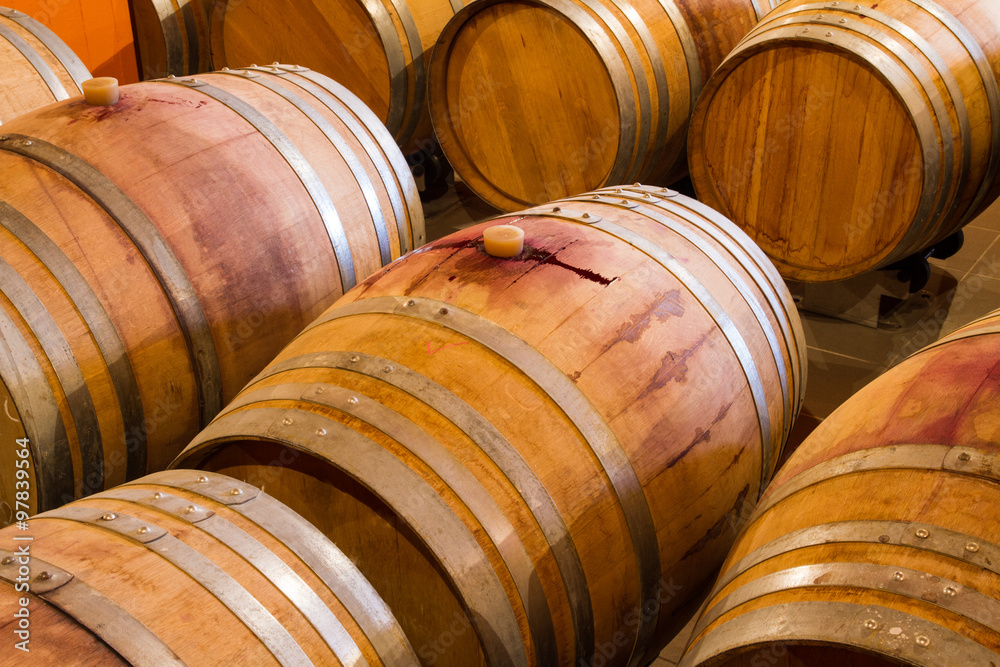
left=209, top=0, right=469, bottom=152
left=0, top=469, right=418, bottom=665
left=131, top=0, right=212, bottom=79
left=427, top=0, right=765, bottom=211
left=680, top=309, right=1000, bottom=666
left=174, top=184, right=806, bottom=666
left=688, top=0, right=1000, bottom=282
left=0, top=5, right=90, bottom=123
left=0, top=65, right=423, bottom=518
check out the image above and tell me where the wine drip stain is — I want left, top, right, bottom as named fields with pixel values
left=422, top=236, right=617, bottom=286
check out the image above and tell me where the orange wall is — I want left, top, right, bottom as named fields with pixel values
left=6, top=0, right=138, bottom=83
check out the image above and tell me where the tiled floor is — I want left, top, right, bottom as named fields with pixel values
left=421, top=179, right=1000, bottom=666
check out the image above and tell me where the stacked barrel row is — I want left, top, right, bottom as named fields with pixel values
left=131, top=0, right=473, bottom=154
left=83, top=0, right=1000, bottom=284
left=2, top=181, right=808, bottom=664
left=0, top=66, right=422, bottom=515
left=169, top=185, right=806, bottom=665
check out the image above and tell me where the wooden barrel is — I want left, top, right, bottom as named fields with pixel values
left=173, top=184, right=806, bottom=667
left=131, top=0, right=212, bottom=78
left=427, top=0, right=763, bottom=212
left=0, top=469, right=419, bottom=665
left=209, top=0, right=469, bottom=153
left=0, top=65, right=423, bottom=517
left=680, top=309, right=1000, bottom=666
left=688, top=0, right=1000, bottom=282
left=0, top=5, right=90, bottom=123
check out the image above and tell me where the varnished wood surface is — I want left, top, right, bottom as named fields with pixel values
left=0, top=67, right=422, bottom=517
left=210, top=0, right=468, bottom=152
left=0, top=7, right=89, bottom=123
left=689, top=0, right=1000, bottom=282
left=176, top=186, right=805, bottom=666
left=0, top=470, right=416, bottom=665
left=131, top=0, right=213, bottom=78
left=427, top=0, right=760, bottom=211
left=680, top=309, right=1000, bottom=666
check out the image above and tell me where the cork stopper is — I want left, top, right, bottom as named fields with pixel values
left=82, top=77, right=120, bottom=106
left=483, top=225, right=525, bottom=258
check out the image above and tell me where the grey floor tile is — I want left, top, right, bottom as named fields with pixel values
left=937, top=273, right=1000, bottom=337
left=968, top=235, right=1000, bottom=279
left=802, top=348, right=884, bottom=419
left=799, top=310, right=905, bottom=368
left=928, top=225, right=998, bottom=276
left=968, top=197, right=1000, bottom=232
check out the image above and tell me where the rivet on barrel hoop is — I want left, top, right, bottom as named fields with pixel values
left=37, top=571, right=51, bottom=581
left=347, top=396, right=359, bottom=405
left=282, top=417, right=293, bottom=425
left=966, top=542, right=980, bottom=552
left=893, top=571, right=904, bottom=581
left=101, top=513, right=116, bottom=521
left=229, top=488, right=243, bottom=496
left=864, top=619, right=878, bottom=630
left=197, top=475, right=208, bottom=483
left=137, top=526, right=150, bottom=535
left=958, top=452, right=971, bottom=461
left=944, top=586, right=958, bottom=596
left=915, top=528, right=930, bottom=538
left=916, top=636, right=931, bottom=647
left=1, top=557, right=13, bottom=565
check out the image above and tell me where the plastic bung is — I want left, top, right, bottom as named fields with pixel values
left=82, top=77, right=120, bottom=106
left=483, top=225, right=525, bottom=258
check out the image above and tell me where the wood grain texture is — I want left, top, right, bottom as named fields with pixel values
left=175, top=185, right=806, bottom=666
left=210, top=0, right=469, bottom=152
left=0, top=67, right=423, bottom=518
left=427, top=0, right=760, bottom=211
left=0, top=6, right=89, bottom=124
left=131, top=0, right=213, bottom=78
left=0, top=469, right=417, bottom=665
left=689, top=0, right=1000, bottom=282
left=680, top=309, right=1000, bottom=666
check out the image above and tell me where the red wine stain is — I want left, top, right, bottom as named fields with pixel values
left=516, top=243, right=616, bottom=286
left=420, top=237, right=617, bottom=286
